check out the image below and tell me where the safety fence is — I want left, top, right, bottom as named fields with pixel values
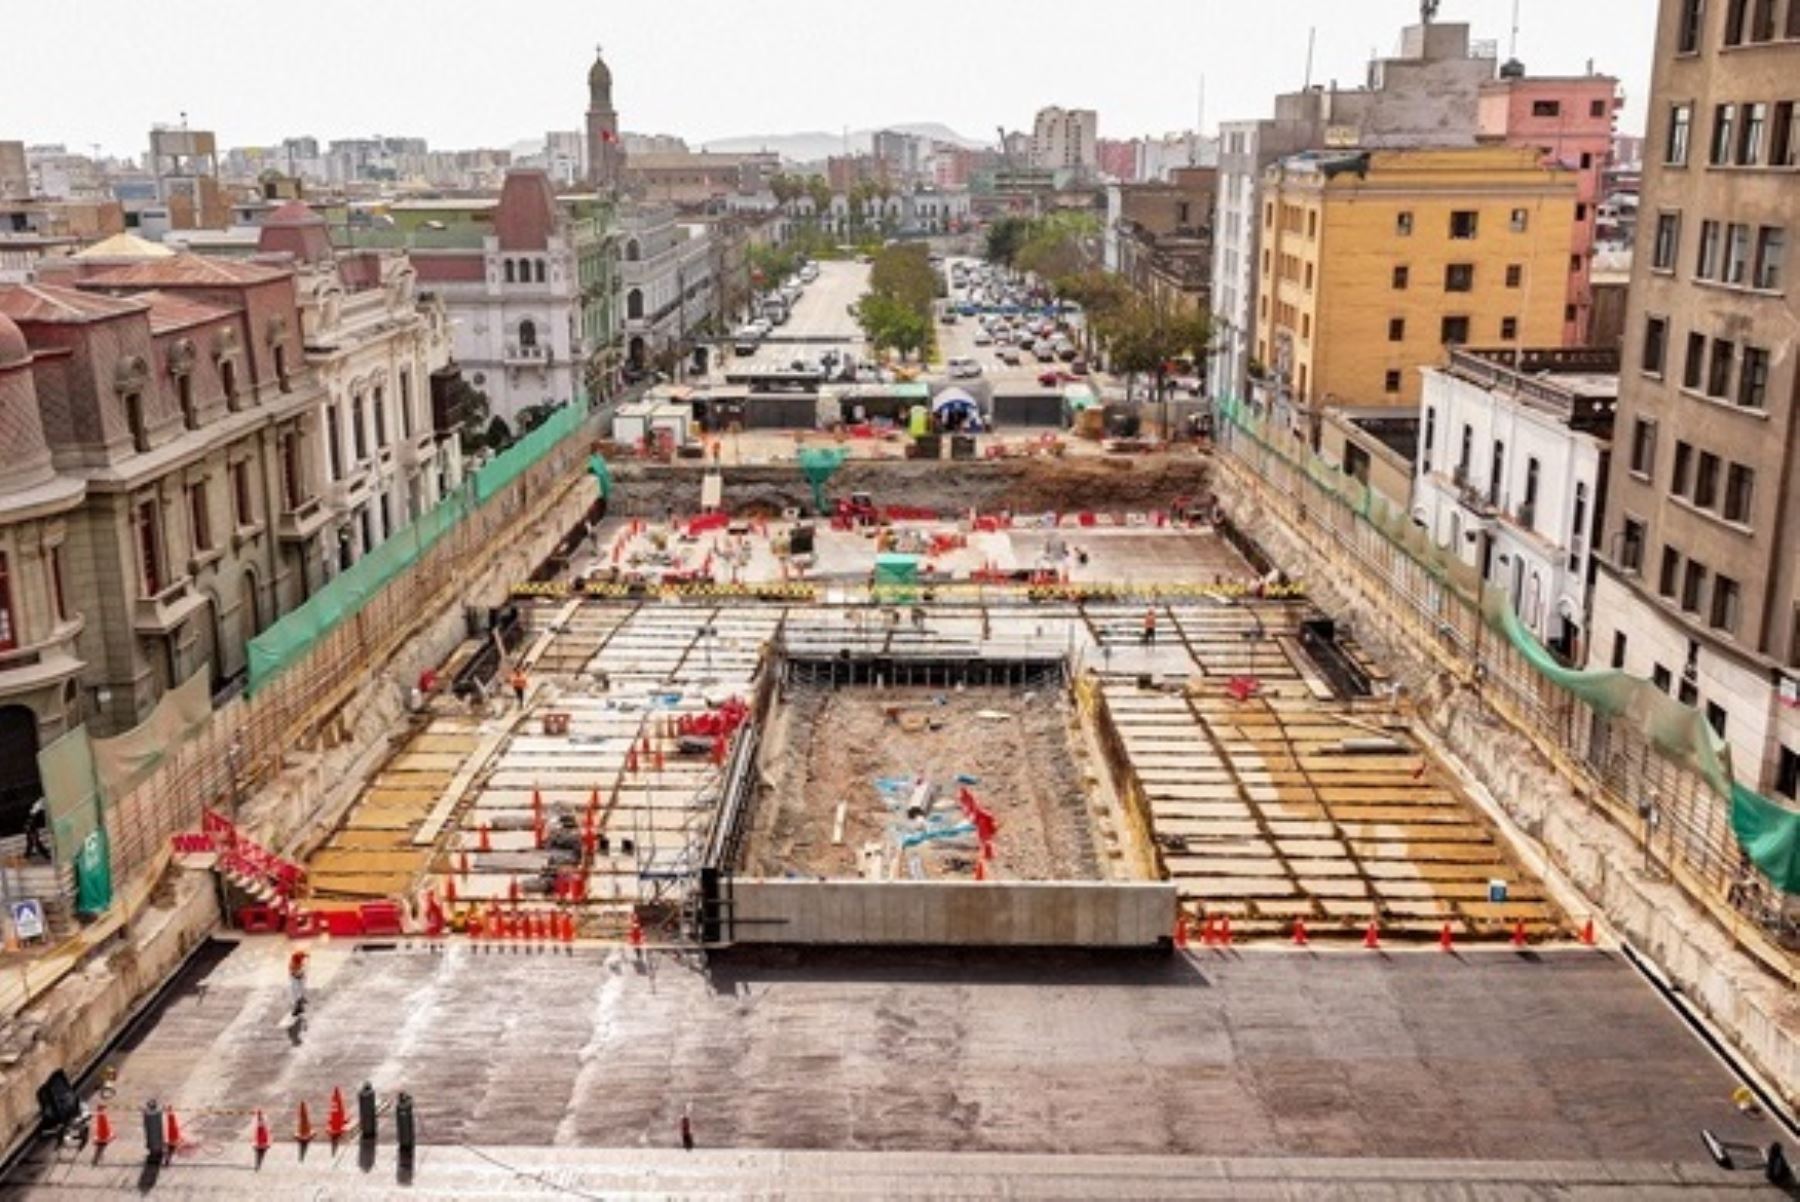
left=31, top=405, right=602, bottom=960
left=1215, top=401, right=1797, bottom=962
left=509, top=579, right=1309, bottom=603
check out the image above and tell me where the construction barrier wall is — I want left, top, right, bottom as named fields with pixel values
left=723, top=879, right=1177, bottom=948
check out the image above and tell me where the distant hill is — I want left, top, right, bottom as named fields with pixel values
left=700, top=123, right=989, bottom=163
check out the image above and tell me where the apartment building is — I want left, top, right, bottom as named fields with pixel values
left=1589, top=0, right=1799, bottom=800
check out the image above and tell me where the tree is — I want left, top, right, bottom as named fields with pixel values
left=1052, top=270, right=1131, bottom=358
left=805, top=175, right=833, bottom=218
left=986, top=216, right=1030, bottom=266
left=1016, top=210, right=1100, bottom=280
left=857, top=243, right=937, bottom=361
left=444, top=376, right=495, bottom=457
left=1096, top=298, right=1213, bottom=435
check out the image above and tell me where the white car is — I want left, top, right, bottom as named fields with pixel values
left=948, top=357, right=983, bottom=379
left=972, top=330, right=993, bottom=346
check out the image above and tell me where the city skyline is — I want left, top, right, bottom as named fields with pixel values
left=2, top=0, right=1654, bottom=159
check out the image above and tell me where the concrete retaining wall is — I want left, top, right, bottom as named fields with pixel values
left=726, top=879, right=1176, bottom=948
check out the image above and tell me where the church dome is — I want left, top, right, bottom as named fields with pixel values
left=0, top=314, right=29, bottom=370
left=588, top=49, right=613, bottom=102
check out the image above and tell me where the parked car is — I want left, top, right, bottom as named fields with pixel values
left=1034, top=344, right=1057, bottom=363
left=998, top=347, right=1022, bottom=365
left=1038, top=368, right=1072, bottom=387
left=973, top=330, right=993, bottom=346
left=1069, top=358, right=1089, bottom=375
left=1056, top=342, right=1078, bottom=362
left=948, top=356, right=983, bottom=379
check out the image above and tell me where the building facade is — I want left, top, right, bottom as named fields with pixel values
left=1106, top=167, right=1216, bottom=314
left=1478, top=71, right=1624, bottom=343
left=1588, top=0, right=1799, bottom=800
left=618, top=204, right=714, bottom=374
left=1030, top=107, right=1098, bottom=174
left=1253, top=146, right=1577, bottom=442
left=1413, top=347, right=1617, bottom=661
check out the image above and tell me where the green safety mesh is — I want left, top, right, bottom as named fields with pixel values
left=798, top=447, right=847, bottom=511
left=247, top=402, right=591, bottom=693
left=1219, top=395, right=1800, bottom=893
left=588, top=452, right=613, bottom=499
left=38, top=727, right=110, bottom=913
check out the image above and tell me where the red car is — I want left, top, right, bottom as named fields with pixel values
left=1038, top=368, right=1072, bottom=387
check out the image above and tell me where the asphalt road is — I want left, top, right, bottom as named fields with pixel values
left=3, top=940, right=1774, bottom=1193
left=938, top=256, right=1102, bottom=396
left=720, top=259, right=870, bottom=376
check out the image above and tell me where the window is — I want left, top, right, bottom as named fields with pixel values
left=1696, top=219, right=1721, bottom=277
left=1392, top=265, right=1409, bottom=289
left=1458, top=424, right=1473, bottom=478
left=1724, top=463, right=1755, bottom=522
left=1395, top=211, right=1413, bottom=236
left=1711, top=104, right=1737, bottom=165
left=188, top=481, right=212, bottom=553
left=1570, top=253, right=1584, bottom=274
left=1611, top=631, right=1629, bottom=669
left=125, top=391, right=149, bottom=453
left=351, top=396, right=368, bottom=461
left=0, top=553, right=14, bottom=651
left=1445, top=263, right=1474, bottom=291
left=1706, top=701, right=1728, bottom=736
left=1681, top=559, right=1708, bottom=611
left=1642, top=316, right=1667, bottom=373
left=1500, top=316, right=1518, bottom=340
left=1384, top=369, right=1401, bottom=393
left=325, top=405, right=343, bottom=481
left=1707, top=337, right=1735, bottom=398
left=1778, top=745, right=1799, bottom=802
left=1306, top=211, right=1316, bottom=239
left=1753, top=226, right=1784, bottom=290
left=398, top=371, right=414, bottom=438
left=1591, top=98, right=1608, bottom=118
left=1576, top=203, right=1589, bottom=222
left=1740, top=103, right=1767, bottom=165
left=136, top=499, right=163, bottom=597
left=1652, top=213, right=1680, bottom=270
left=1580, top=151, right=1594, bottom=169
left=1564, top=303, right=1578, bottom=322
left=1773, top=102, right=1799, bottom=167
left=232, top=460, right=253, bottom=526
left=48, top=545, right=67, bottom=624
left=274, top=344, right=289, bottom=392
left=281, top=431, right=304, bottom=509
left=1629, top=420, right=1655, bottom=477
left=1388, top=317, right=1406, bottom=342
left=1621, top=518, right=1646, bottom=572
left=1652, top=663, right=1673, bottom=691
left=1510, top=207, right=1529, bottom=232
left=1532, top=100, right=1561, bottom=118
left=1678, top=0, right=1704, bottom=51
left=1659, top=547, right=1681, bottom=596
left=1684, top=331, right=1707, bottom=388
left=519, top=318, right=538, bottom=349
left=1449, top=210, right=1478, bottom=239
left=1505, top=263, right=1522, bottom=288
left=1489, top=440, right=1506, bottom=507
left=534, top=260, right=546, bottom=284
left=1738, top=346, right=1769, bottom=408
left=1422, top=408, right=1435, bottom=472
left=177, top=373, right=197, bottom=430
left=1694, top=451, right=1720, bottom=508
left=372, top=386, right=387, bottom=449
left=1724, top=223, right=1751, bottom=284
left=504, top=260, right=515, bottom=283
left=1726, top=0, right=1749, bottom=44
left=1520, top=457, right=1540, bottom=527
left=1673, top=441, right=1694, bottom=496
left=220, top=358, right=238, bottom=408
left=1303, top=262, right=1314, bottom=290
left=1440, top=315, right=1470, bottom=344
left=1667, top=104, right=1692, bottom=165
left=1570, top=482, right=1589, bottom=570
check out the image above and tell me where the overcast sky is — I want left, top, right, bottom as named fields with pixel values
left=3, top=0, right=1654, bottom=159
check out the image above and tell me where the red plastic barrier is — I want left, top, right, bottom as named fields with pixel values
left=360, top=901, right=405, bottom=936
left=285, top=909, right=323, bottom=938
left=685, top=512, right=729, bottom=537
left=320, top=909, right=365, bottom=938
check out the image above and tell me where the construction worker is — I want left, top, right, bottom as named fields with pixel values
left=509, top=666, right=528, bottom=709
left=288, top=950, right=308, bottom=1017
left=1141, top=606, right=1157, bottom=645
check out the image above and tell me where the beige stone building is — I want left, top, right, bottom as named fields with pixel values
left=1589, top=0, right=1799, bottom=800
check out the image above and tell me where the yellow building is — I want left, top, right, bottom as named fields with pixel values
left=1253, top=146, right=1577, bottom=440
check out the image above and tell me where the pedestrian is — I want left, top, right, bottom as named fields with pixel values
left=287, top=950, right=308, bottom=1016
left=1141, top=606, right=1157, bottom=645
left=679, top=1108, right=694, bottom=1152
left=509, top=666, right=528, bottom=709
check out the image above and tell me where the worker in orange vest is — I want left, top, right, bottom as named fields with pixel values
left=1141, top=606, right=1157, bottom=645
left=288, top=950, right=308, bottom=1017
left=509, top=667, right=528, bottom=709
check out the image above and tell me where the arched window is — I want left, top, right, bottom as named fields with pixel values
left=625, top=240, right=641, bottom=262
left=626, top=289, right=644, bottom=320
left=534, top=260, right=546, bottom=283
left=519, top=318, right=538, bottom=349
left=504, top=259, right=516, bottom=283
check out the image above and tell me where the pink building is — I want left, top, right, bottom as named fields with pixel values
left=1479, top=72, right=1623, bottom=345
left=1096, top=138, right=1139, bottom=182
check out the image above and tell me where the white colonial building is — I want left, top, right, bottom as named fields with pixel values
left=1412, top=347, right=1618, bottom=663
left=619, top=204, right=714, bottom=375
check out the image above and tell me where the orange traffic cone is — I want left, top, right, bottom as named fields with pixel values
left=508, top=876, right=521, bottom=905
left=459, top=850, right=471, bottom=877
left=1363, top=919, right=1381, bottom=949
left=467, top=911, right=484, bottom=939
left=92, top=1104, right=114, bottom=1148
left=444, top=875, right=457, bottom=904
left=295, top=1100, right=315, bottom=1145
left=626, top=746, right=639, bottom=774
left=1511, top=918, right=1527, bottom=947
left=252, top=1109, right=271, bottom=1154
left=165, top=1107, right=183, bottom=1150
left=327, top=1088, right=349, bottom=1141
left=1173, top=914, right=1189, bottom=949
left=1291, top=918, right=1309, bottom=946
left=561, top=912, right=575, bottom=944
left=973, top=858, right=986, bottom=882
left=1439, top=922, right=1454, bottom=952
left=532, top=787, right=543, bottom=822
left=1579, top=917, right=1596, bottom=946
left=534, top=819, right=545, bottom=850
left=478, top=824, right=492, bottom=853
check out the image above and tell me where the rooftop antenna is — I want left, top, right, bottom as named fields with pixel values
left=1421, top=0, right=1440, bottom=23
left=1509, top=0, right=1521, bottom=60
left=1303, top=26, right=1316, bottom=90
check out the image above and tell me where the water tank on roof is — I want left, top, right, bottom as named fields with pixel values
left=1499, top=58, right=1526, bottom=79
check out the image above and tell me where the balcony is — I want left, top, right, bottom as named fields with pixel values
left=503, top=343, right=554, bottom=366
left=133, top=574, right=207, bottom=635
left=1450, top=466, right=1497, bottom=517
left=277, top=494, right=331, bottom=543
left=396, top=430, right=436, bottom=468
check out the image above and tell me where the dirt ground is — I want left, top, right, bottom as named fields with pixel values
left=746, top=685, right=1100, bottom=881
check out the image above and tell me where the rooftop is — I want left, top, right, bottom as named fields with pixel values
left=137, top=289, right=239, bottom=334
left=1441, top=346, right=1620, bottom=435
left=0, top=280, right=148, bottom=324
left=80, top=252, right=292, bottom=287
